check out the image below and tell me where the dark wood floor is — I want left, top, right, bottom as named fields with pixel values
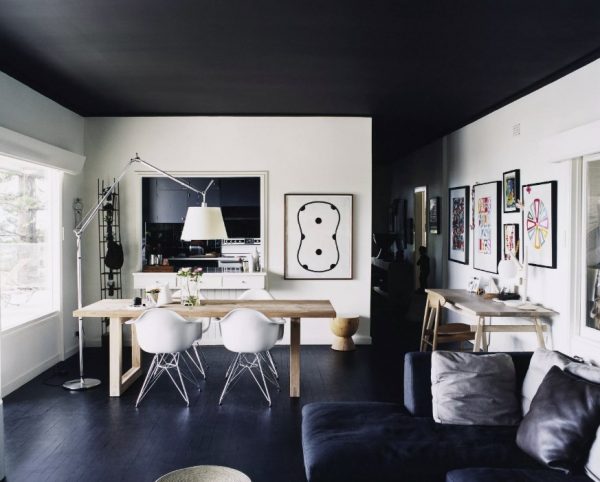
left=3, top=344, right=406, bottom=482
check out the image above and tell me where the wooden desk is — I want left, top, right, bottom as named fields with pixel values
left=74, top=299, right=337, bottom=398
left=424, top=289, right=557, bottom=351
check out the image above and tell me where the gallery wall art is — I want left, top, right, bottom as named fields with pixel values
left=429, top=196, right=440, bottom=234
left=448, top=185, right=469, bottom=264
left=503, top=169, right=520, bottom=213
left=284, top=193, right=353, bottom=279
left=473, top=181, right=501, bottom=273
left=503, top=223, right=519, bottom=259
left=522, top=181, right=557, bottom=269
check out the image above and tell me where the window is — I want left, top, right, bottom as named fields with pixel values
left=0, top=155, right=61, bottom=330
left=583, top=157, right=600, bottom=339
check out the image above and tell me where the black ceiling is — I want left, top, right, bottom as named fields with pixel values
left=1, top=1, right=600, bottom=161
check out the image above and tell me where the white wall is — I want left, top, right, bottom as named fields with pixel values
left=445, top=59, right=600, bottom=360
left=0, top=71, right=85, bottom=395
left=82, top=117, right=372, bottom=344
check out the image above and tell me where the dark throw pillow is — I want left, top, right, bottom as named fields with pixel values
left=516, top=365, right=600, bottom=474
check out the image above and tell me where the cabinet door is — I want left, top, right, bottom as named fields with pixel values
left=148, top=178, right=189, bottom=223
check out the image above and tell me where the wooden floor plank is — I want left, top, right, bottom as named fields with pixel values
left=3, top=345, right=402, bottom=482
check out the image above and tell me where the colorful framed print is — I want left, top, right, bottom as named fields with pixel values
left=503, top=169, right=520, bottom=213
left=473, top=181, right=501, bottom=273
left=448, top=185, right=469, bottom=264
left=429, top=196, right=440, bottom=234
left=503, top=223, right=520, bottom=260
left=284, top=194, right=353, bottom=279
left=522, top=181, right=557, bottom=269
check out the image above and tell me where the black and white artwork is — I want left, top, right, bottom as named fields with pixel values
left=284, top=194, right=353, bottom=279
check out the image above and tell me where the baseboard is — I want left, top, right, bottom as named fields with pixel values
left=198, top=334, right=373, bottom=346
left=85, top=337, right=102, bottom=348
left=1, top=353, right=61, bottom=397
left=63, top=344, right=79, bottom=359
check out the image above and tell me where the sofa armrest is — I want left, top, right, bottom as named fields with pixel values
left=403, top=352, right=433, bottom=417
left=403, top=351, right=534, bottom=418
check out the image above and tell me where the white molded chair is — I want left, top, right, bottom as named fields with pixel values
left=127, top=309, right=200, bottom=407
left=237, top=289, right=284, bottom=378
left=178, top=290, right=210, bottom=379
left=218, top=308, right=284, bottom=406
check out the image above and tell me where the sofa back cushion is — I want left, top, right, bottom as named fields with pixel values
left=403, top=351, right=532, bottom=418
left=431, top=351, right=521, bottom=425
left=516, top=366, right=600, bottom=474
left=521, top=348, right=573, bottom=416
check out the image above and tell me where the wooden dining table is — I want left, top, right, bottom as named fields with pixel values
left=74, top=299, right=337, bottom=398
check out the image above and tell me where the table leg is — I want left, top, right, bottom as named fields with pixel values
left=533, top=317, right=546, bottom=349
left=481, top=318, right=489, bottom=352
left=473, top=317, right=483, bottom=352
left=109, top=317, right=143, bottom=397
left=290, top=317, right=301, bottom=398
left=109, top=317, right=123, bottom=397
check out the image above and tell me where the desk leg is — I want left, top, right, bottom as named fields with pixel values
left=481, top=318, right=489, bottom=352
left=473, top=317, right=484, bottom=352
left=290, top=317, right=301, bottom=398
left=109, top=317, right=123, bottom=397
left=533, top=318, right=546, bottom=349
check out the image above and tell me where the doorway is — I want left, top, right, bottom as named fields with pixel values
left=414, top=186, right=427, bottom=288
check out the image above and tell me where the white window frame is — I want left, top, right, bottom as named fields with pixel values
left=570, top=154, right=600, bottom=347
left=0, top=155, right=62, bottom=332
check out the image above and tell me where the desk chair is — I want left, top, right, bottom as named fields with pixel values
left=218, top=308, right=284, bottom=406
left=420, top=291, right=474, bottom=351
left=127, top=309, right=199, bottom=407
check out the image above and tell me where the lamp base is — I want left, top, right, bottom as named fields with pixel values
left=63, top=377, right=101, bottom=391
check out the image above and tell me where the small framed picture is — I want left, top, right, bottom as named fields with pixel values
left=448, top=185, right=470, bottom=264
left=429, top=197, right=440, bottom=234
left=473, top=181, right=501, bottom=273
left=467, top=276, right=480, bottom=293
left=503, top=169, right=520, bottom=213
left=503, top=223, right=520, bottom=259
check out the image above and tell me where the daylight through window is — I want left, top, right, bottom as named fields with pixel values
left=0, top=155, right=60, bottom=330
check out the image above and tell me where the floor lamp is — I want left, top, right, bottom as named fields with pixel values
left=64, top=154, right=226, bottom=390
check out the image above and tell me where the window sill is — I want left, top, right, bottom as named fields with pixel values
left=1, top=311, right=60, bottom=336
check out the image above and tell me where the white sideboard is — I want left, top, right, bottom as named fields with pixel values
left=132, top=271, right=266, bottom=291
left=132, top=271, right=267, bottom=344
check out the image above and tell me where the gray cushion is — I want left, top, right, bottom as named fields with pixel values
left=516, top=366, right=600, bottom=474
left=446, top=468, right=593, bottom=482
left=431, top=351, right=521, bottom=426
left=521, top=348, right=572, bottom=415
left=566, top=362, right=600, bottom=482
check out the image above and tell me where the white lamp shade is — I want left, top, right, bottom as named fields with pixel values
left=498, top=259, right=518, bottom=280
left=181, top=206, right=228, bottom=240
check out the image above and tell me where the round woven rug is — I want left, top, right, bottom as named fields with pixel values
left=156, top=465, right=251, bottom=482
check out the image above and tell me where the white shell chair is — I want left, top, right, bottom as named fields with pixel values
left=236, top=289, right=284, bottom=379
left=126, top=309, right=200, bottom=407
left=188, top=291, right=211, bottom=379
left=218, top=308, right=284, bottom=406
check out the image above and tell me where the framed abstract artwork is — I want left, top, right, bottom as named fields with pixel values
left=284, top=194, right=353, bottom=279
left=429, top=196, right=440, bottom=234
left=503, top=169, right=520, bottom=213
left=503, top=223, right=520, bottom=259
left=448, top=185, right=469, bottom=264
left=522, top=181, right=557, bottom=269
left=473, top=181, right=501, bottom=273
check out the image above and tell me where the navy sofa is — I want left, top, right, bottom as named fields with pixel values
left=301, top=351, right=593, bottom=482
